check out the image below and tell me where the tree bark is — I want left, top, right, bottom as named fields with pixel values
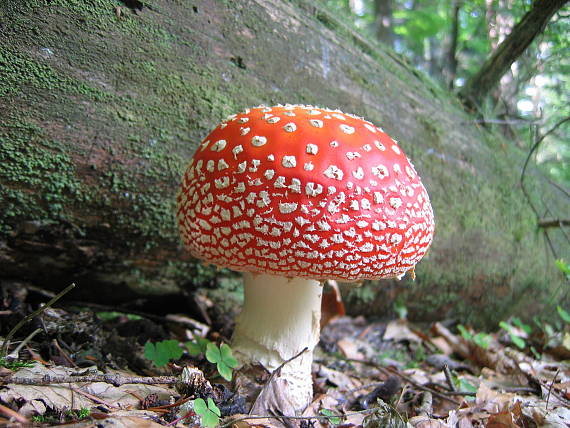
left=459, top=0, right=568, bottom=110
left=374, top=0, right=393, bottom=46
left=445, top=0, right=461, bottom=88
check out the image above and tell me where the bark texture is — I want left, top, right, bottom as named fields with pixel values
left=0, top=0, right=566, bottom=324
left=460, top=0, right=568, bottom=109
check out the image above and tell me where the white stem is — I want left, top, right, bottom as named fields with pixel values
left=232, top=273, right=323, bottom=412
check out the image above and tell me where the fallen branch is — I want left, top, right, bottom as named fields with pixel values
left=3, top=373, right=178, bottom=387
left=538, top=218, right=570, bottom=229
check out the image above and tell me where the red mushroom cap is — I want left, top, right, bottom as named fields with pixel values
left=177, top=105, right=434, bottom=281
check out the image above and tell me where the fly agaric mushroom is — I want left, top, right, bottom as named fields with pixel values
left=177, top=104, right=434, bottom=412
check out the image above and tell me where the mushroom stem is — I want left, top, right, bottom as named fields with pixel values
left=232, top=272, right=323, bottom=412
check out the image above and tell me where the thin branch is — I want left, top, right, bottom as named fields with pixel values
left=220, top=408, right=378, bottom=428
left=1, top=283, right=76, bottom=359
left=538, top=219, right=570, bottom=229
left=3, top=373, right=178, bottom=387
left=443, top=365, right=457, bottom=392
left=520, top=116, right=570, bottom=206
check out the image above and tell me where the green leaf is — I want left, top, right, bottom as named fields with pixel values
left=320, top=409, right=342, bottom=425
left=557, top=306, right=570, bottom=323
left=217, top=362, right=233, bottom=381
left=555, top=259, right=570, bottom=275
left=144, top=340, right=182, bottom=367
left=186, top=336, right=211, bottom=357
left=457, top=324, right=473, bottom=341
left=194, top=398, right=207, bottom=415
left=194, top=398, right=220, bottom=427
left=511, top=335, right=526, bottom=349
left=205, top=343, right=237, bottom=381
left=207, top=398, right=221, bottom=417
left=205, top=342, right=222, bottom=364
left=220, top=344, right=238, bottom=368
left=472, top=332, right=491, bottom=349
left=511, top=317, right=532, bottom=335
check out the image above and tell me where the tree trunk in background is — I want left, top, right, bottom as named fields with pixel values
left=445, top=0, right=461, bottom=88
left=374, top=0, right=393, bottom=46
left=460, top=0, right=568, bottom=110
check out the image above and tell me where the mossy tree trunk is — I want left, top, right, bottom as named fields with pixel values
left=0, top=0, right=566, bottom=324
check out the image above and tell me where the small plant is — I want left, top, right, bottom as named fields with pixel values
left=393, top=300, right=408, bottom=320
left=144, top=340, right=183, bottom=367
left=0, top=357, right=35, bottom=370
left=557, top=305, right=570, bottom=323
left=499, top=321, right=526, bottom=349
left=457, top=324, right=491, bottom=349
left=205, top=343, right=238, bottom=381
left=320, top=408, right=343, bottom=425
left=67, top=408, right=91, bottom=420
left=194, top=397, right=221, bottom=427
left=555, top=259, right=570, bottom=279
left=186, top=334, right=211, bottom=357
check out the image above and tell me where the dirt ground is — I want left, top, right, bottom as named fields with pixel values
left=1, top=281, right=569, bottom=427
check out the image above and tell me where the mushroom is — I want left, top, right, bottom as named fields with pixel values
left=176, top=104, right=435, bottom=412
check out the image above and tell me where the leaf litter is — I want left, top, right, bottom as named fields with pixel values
left=0, top=282, right=569, bottom=427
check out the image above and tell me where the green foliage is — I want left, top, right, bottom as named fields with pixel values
left=557, top=305, right=570, bottom=324
left=555, top=260, right=570, bottom=279
left=0, top=358, right=35, bottom=370
left=320, top=408, right=343, bottom=425
left=144, top=340, right=183, bottom=367
left=205, top=343, right=238, bottom=381
left=454, top=376, right=477, bottom=400
left=185, top=335, right=211, bottom=357
left=457, top=324, right=491, bottom=349
left=96, top=312, right=142, bottom=321
left=194, top=397, right=221, bottom=427
left=67, top=408, right=91, bottom=420
left=393, top=300, right=408, bottom=320
left=499, top=321, right=526, bottom=349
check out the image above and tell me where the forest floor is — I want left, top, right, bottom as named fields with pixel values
left=0, top=282, right=569, bottom=428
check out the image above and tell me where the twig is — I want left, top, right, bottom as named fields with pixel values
left=538, top=219, right=570, bottom=229
left=443, top=365, right=456, bottom=392
left=8, top=328, right=42, bottom=359
left=545, top=368, right=559, bottom=410
left=4, top=373, right=178, bottom=387
left=249, top=347, right=308, bottom=413
left=1, top=283, right=76, bottom=359
left=69, top=386, right=118, bottom=409
left=520, top=116, right=570, bottom=219
left=334, top=358, right=461, bottom=405
left=0, top=403, right=29, bottom=424
left=220, top=408, right=378, bottom=428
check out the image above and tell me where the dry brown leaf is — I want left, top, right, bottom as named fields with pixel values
left=384, top=320, right=422, bottom=343
left=0, top=364, right=174, bottom=417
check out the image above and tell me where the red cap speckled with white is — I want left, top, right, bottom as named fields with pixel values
left=177, top=104, right=434, bottom=282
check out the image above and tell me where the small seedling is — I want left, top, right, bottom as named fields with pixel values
left=194, top=397, right=221, bottom=427
left=67, top=408, right=91, bottom=420
left=0, top=358, right=35, bottom=370
left=457, top=324, right=491, bottom=349
left=453, top=376, right=477, bottom=401
left=320, top=408, right=343, bottom=425
left=144, top=340, right=183, bottom=367
left=511, top=317, right=532, bottom=335
left=499, top=322, right=525, bottom=349
left=186, top=335, right=211, bottom=357
left=555, top=259, right=570, bottom=278
left=557, top=306, right=570, bottom=324
left=205, top=343, right=238, bottom=381
left=393, top=300, right=408, bottom=320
